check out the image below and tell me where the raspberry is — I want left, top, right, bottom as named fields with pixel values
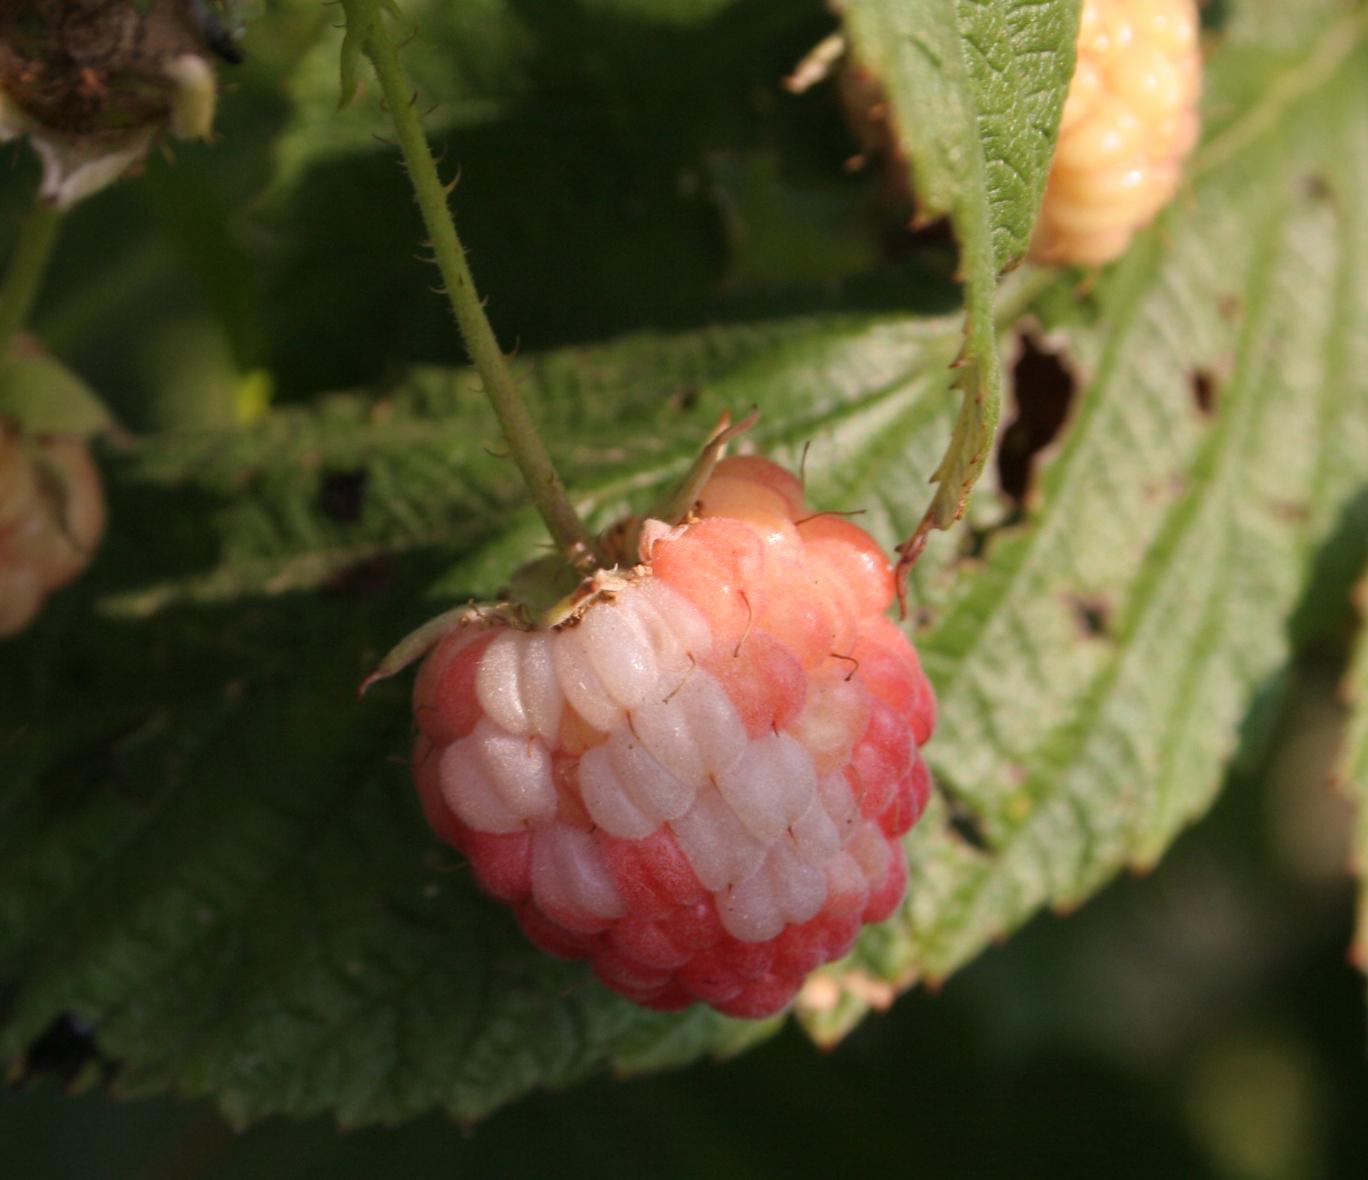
left=0, top=423, right=104, bottom=637
left=408, top=456, right=936, bottom=1019
left=1030, top=0, right=1202, bottom=266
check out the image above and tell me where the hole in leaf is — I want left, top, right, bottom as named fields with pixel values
left=934, top=776, right=993, bottom=852
left=1199, top=0, right=1233, bottom=33
left=16, top=1013, right=116, bottom=1088
left=997, top=332, right=1077, bottom=505
left=1191, top=368, right=1218, bottom=416
left=957, top=522, right=994, bottom=561
left=318, top=469, right=369, bottom=524
left=947, top=807, right=991, bottom=853
left=1066, top=592, right=1114, bottom=638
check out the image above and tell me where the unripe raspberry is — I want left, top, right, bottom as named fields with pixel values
left=1030, top=0, right=1202, bottom=266
left=408, top=457, right=936, bottom=1019
left=0, top=425, right=105, bottom=636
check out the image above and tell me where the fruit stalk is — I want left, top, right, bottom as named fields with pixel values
left=359, top=11, right=598, bottom=575
left=0, top=197, right=61, bottom=360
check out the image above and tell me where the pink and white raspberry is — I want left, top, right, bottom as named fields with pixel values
left=411, top=456, right=936, bottom=1019
left=1031, top=0, right=1202, bottom=266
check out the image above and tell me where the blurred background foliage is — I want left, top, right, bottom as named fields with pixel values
left=2, top=0, right=954, bottom=425
left=2, top=0, right=1367, bottom=1174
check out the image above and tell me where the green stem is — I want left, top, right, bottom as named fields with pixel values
left=361, top=15, right=598, bottom=575
left=0, top=197, right=61, bottom=360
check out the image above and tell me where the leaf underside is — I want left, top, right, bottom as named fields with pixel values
left=2, top=0, right=1367, bottom=1127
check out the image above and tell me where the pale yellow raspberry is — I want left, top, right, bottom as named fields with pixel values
left=1031, top=0, right=1202, bottom=267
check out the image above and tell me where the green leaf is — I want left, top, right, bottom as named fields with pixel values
left=0, top=311, right=963, bottom=1126
left=0, top=352, right=114, bottom=436
left=837, top=0, right=1079, bottom=547
left=799, top=1, right=1368, bottom=1040
left=5, top=0, right=1368, bottom=1129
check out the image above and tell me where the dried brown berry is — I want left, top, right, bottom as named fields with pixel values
left=0, top=0, right=235, bottom=206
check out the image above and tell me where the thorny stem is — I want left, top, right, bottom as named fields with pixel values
left=360, top=14, right=599, bottom=576
left=0, top=195, right=61, bottom=361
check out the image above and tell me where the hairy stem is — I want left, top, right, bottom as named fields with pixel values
left=0, top=197, right=61, bottom=360
left=361, top=14, right=598, bottom=575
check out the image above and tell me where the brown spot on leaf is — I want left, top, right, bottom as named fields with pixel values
left=318, top=468, right=368, bottom=524
left=1066, top=592, right=1114, bottom=638
left=1267, top=498, right=1310, bottom=524
left=1300, top=173, right=1331, bottom=201
left=668, top=384, right=701, bottom=412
